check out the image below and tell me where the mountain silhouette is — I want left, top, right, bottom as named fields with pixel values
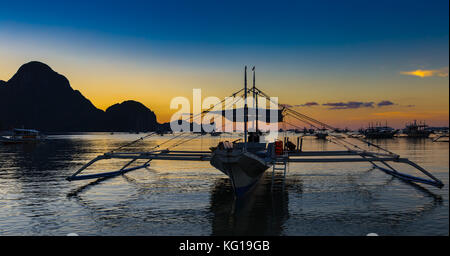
left=0, top=61, right=163, bottom=132
left=105, top=100, right=157, bottom=132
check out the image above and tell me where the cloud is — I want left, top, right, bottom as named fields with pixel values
left=377, top=100, right=395, bottom=107
left=400, top=67, right=448, bottom=78
left=322, top=101, right=374, bottom=109
left=294, top=102, right=319, bottom=107
left=283, top=100, right=413, bottom=110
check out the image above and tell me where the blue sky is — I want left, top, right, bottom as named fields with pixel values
left=1, top=0, right=448, bottom=45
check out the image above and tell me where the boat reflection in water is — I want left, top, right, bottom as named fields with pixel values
left=209, top=172, right=290, bottom=235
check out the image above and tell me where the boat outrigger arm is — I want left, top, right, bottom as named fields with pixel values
left=66, top=147, right=444, bottom=189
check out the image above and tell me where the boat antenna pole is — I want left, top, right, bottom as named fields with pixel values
left=244, top=65, right=248, bottom=151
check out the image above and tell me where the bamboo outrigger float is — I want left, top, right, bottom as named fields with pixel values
left=66, top=67, right=444, bottom=196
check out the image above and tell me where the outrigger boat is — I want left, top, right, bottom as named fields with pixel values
left=403, top=120, right=432, bottom=138
left=314, top=129, right=328, bottom=140
left=66, top=67, right=444, bottom=198
left=0, top=128, right=46, bottom=144
left=209, top=67, right=272, bottom=196
left=361, top=122, right=398, bottom=139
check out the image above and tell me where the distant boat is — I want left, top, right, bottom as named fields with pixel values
left=362, top=123, right=398, bottom=139
left=0, top=128, right=46, bottom=144
left=403, top=121, right=432, bottom=138
left=315, top=129, right=328, bottom=140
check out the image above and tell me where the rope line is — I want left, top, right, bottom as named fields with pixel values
left=109, top=132, right=157, bottom=153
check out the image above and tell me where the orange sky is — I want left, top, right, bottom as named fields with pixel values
left=0, top=54, right=448, bottom=129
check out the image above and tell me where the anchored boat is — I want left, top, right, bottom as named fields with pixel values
left=315, top=129, right=328, bottom=140
left=210, top=66, right=274, bottom=196
left=66, top=66, right=444, bottom=198
left=0, top=128, right=46, bottom=144
left=403, top=120, right=432, bottom=138
left=361, top=123, right=398, bottom=139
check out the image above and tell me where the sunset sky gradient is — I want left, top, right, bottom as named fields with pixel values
left=0, top=0, right=448, bottom=129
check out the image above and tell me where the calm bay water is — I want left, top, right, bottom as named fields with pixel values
left=0, top=133, right=448, bottom=236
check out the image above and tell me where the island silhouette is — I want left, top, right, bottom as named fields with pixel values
left=0, top=61, right=166, bottom=132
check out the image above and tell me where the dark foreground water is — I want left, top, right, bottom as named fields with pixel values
left=0, top=133, right=448, bottom=235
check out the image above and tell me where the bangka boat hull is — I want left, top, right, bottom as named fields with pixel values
left=210, top=149, right=271, bottom=197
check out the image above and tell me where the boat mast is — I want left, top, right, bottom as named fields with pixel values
left=244, top=66, right=248, bottom=151
left=253, top=66, right=258, bottom=133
